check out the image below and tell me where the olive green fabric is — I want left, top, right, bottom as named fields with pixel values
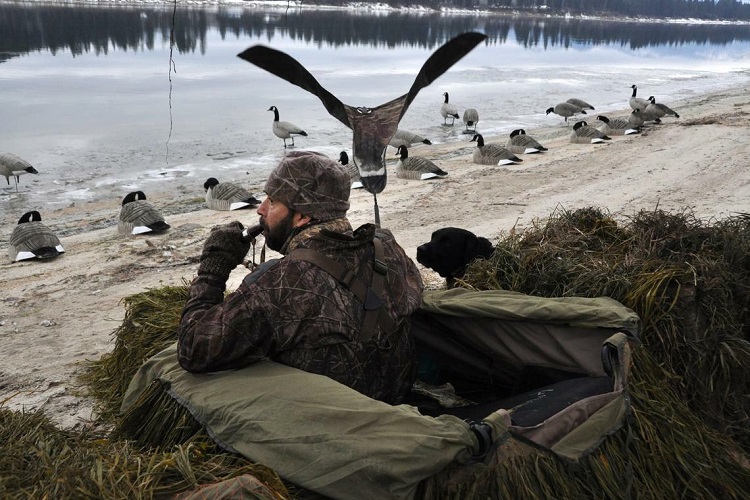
left=122, top=344, right=478, bottom=500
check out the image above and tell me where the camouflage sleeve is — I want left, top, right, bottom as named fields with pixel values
left=176, top=273, right=273, bottom=373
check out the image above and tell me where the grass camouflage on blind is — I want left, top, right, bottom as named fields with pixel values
left=3, top=206, right=750, bottom=498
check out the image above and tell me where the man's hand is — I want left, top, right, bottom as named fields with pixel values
left=198, top=221, right=253, bottom=281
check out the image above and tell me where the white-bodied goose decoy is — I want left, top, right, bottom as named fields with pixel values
left=629, top=85, right=649, bottom=111
left=394, top=145, right=448, bottom=181
left=9, top=211, right=65, bottom=262
left=596, top=115, right=640, bottom=136
left=505, top=129, right=548, bottom=154
left=646, top=96, right=680, bottom=120
left=441, top=92, right=460, bottom=125
left=462, top=107, right=479, bottom=133
left=118, top=191, right=171, bottom=235
left=238, top=32, right=486, bottom=225
left=570, top=121, right=612, bottom=144
left=566, top=98, right=595, bottom=110
left=338, top=151, right=363, bottom=189
left=389, top=129, right=432, bottom=149
left=204, top=178, right=260, bottom=211
left=0, top=153, right=39, bottom=192
left=546, top=102, right=586, bottom=124
left=471, top=133, right=522, bottom=165
left=268, top=105, right=307, bottom=148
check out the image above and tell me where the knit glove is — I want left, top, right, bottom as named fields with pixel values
left=197, top=221, right=253, bottom=281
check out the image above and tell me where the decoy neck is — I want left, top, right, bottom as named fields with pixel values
left=631, top=84, right=638, bottom=97
left=396, top=145, right=409, bottom=159
left=338, top=151, right=349, bottom=165
left=597, top=115, right=610, bottom=123
left=268, top=106, right=280, bottom=121
left=510, top=129, right=523, bottom=138
left=204, top=177, right=220, bottom=191
left=470, top=134, right=484, bottom=146
left=443, top=92, right=450, bottom=103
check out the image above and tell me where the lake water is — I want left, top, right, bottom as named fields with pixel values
left=2, top=1, right=750, bottom=216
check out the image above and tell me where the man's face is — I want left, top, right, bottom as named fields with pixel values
left=257, top=196, right=297, bottom=252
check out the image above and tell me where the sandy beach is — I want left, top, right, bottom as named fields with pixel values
left=2, top=85, right=750, bottom=429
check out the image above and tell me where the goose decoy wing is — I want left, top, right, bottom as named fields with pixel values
left=237, top=32, right=486, bottom=195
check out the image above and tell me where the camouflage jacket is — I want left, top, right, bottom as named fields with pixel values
left=177, top=218, right=424, bottom=404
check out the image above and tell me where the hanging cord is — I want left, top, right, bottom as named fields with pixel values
left=166, top=0, right=178, bottom=163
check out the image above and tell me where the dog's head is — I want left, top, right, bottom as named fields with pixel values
left=416, top=227, right=494, bottom=286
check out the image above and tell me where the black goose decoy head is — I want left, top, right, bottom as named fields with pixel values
left=237, top=32, right=487, bottom=197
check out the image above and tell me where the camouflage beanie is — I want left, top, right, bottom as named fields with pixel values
left=264, top=151, right=351, bottom=222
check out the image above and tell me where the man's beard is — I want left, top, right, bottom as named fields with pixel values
left=261, top=210, right=296, bottom=252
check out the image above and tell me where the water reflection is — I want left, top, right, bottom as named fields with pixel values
left=3, top=2, right=750, bottom=63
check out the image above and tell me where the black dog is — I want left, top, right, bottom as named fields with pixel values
left=416, top=228, right=494, bottom=288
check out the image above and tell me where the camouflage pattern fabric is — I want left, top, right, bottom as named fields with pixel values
left=177, top=218, right=424, bottom=405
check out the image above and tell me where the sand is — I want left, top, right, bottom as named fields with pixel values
left=2, top=85, right=750, bottom=429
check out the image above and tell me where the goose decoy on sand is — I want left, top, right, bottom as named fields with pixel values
left=646, top=96, right=680, bottom=120
left=238, top=32, right=486, bottom=225
left=394, top=145, right=448, bottom=181
left=566, top=98, right=595, bottom=110
left=505, top=129, right=548, bottom=154
left=9, top=211, right=65, bottom=262
left=441, top=92, right=461, bottom=125
left=118, top=191, right=171, bottom=235
left=0, top=153, right=39, bottom=192
left=471, top=133, right=522, bottom=165
left=596, top=115, right=640, bottom=136
left=388, top=129, right=433, bottom=149
left=546, top=102, right=586, bottom=124
left=628, top=108, right=662, bottom=127
left=338, top=151, right=363, bottom=189
left=268, top=105, right=308, bottom=148
left=570, top=120, right=612, bottom=144
left=203, top=178, right=260, bottom=211
left=462, top=107, right=479, bottom=133
left=629, top=84, right=649, bottom=111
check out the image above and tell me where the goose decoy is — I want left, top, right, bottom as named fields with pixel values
left=394, top=145, right=448, bottom=181
left=566, top=98, right=595, bottom=110
left=629, top=84, right=649, bottom=111
left=546, top=102, right=586, bottom=124
left=505, top=129, right=548, bottom=154
left=203, top=178, right=260, bottom=211
left=268, top=105, right=307, bottom=148
left=570, top=121, right=611, bottom=144
left=462, top=107, right=479, bottom=133
left=238, top=32, right=486, bottom=225
left=9, top=211, right=64, bottom=262
left=596, top=115, right=640, bottom=136
left=646, top=96, right=680, bottom=120
left=0, top=153, right=39, bottom=192
left=117, top=191, right=171, bottom=235
left=338, top=151, right=363, bottom=189
left=441, top=92, right=461, bottom=125
left=470, top=133, right=522, bottom=165
left=628, top=108, right=662, bottom=127
left=388, top=129, right=432, bottom=149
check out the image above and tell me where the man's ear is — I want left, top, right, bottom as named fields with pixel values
left=293, top=212, right=312, bottom=228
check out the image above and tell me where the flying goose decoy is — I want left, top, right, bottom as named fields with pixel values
left=570, top=120, right=612, bottom=144
left=0, top=153, right=39, bottom=192
left=470, top=133, right=522, bottom=165
left=462, top=107, right=479, bottom=133
left=338, top=151, right=363, bottom=189
left=546, top=102, right=586, bottom=124
left=629, top=85, right=649, bottom=111
left=238, top=32, right=487, bottom=225
left=596, top=115, right=640, bottom=136
left=118, top=191, right=171, bottom=235
left=566, top=98, right=595, bottom=110
left=203, top=178, right=260, bottom=211
left=9, top=211, right=65, bottom=262
left=441, top=92, right=461, bottom=126
left=389, top=129, right=432, bottom=149
left=394, top=145, right=448, bottom=181
left=268, top=105, right=308, bottom=148
left=646, top=96, right=680, bottom=120
left=505, top=129, right=548, bottom=154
